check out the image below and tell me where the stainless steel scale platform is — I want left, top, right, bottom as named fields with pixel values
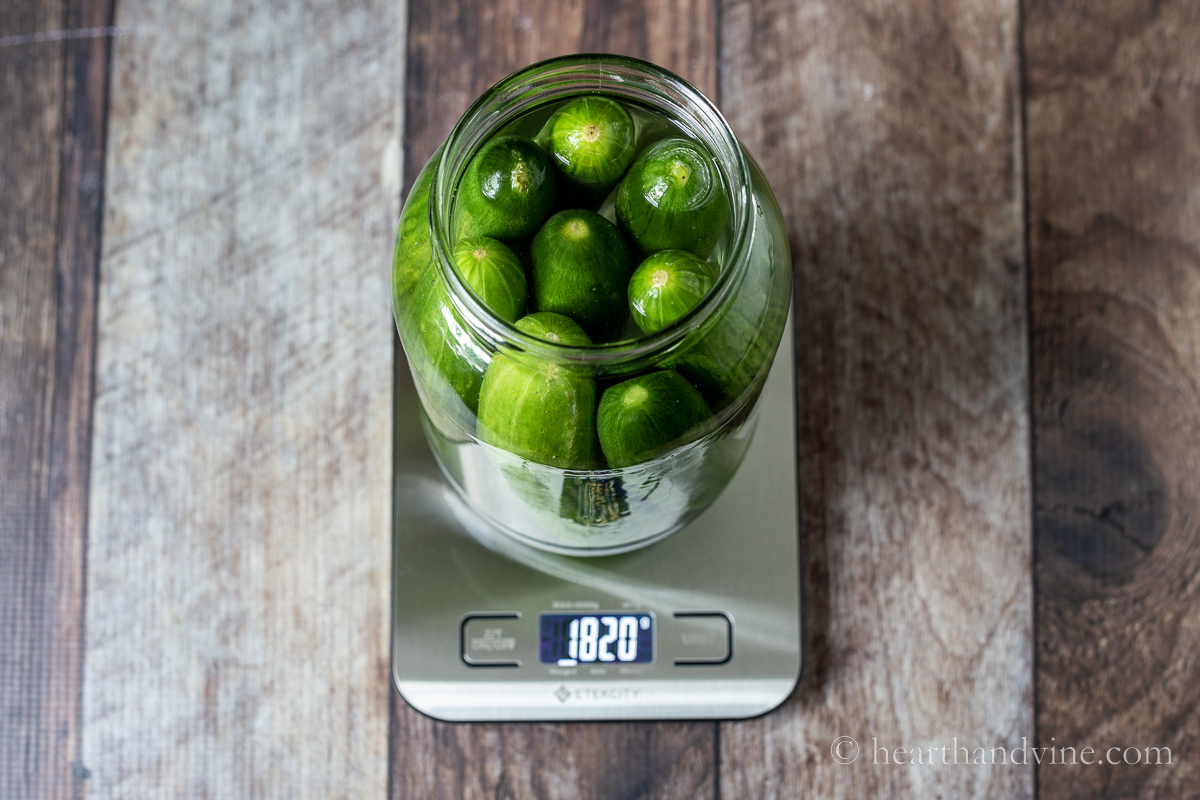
left=391, top=316, right=800, bottom=721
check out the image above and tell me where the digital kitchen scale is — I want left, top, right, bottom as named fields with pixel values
left=391, top=315, right=800, bottom=721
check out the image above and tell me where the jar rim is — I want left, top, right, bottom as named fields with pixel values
left=428, top=53, right=755, bottom=366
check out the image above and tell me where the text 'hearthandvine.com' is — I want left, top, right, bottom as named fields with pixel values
left=829, top=737, right=1175, bottom=767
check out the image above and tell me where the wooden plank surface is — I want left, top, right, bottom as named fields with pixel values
left=0, top=1, right=111, bottom=797
left=390, top=3, right=720, bottom=798
left=1026, top=0, right=1200, bottom=795
left=0, top=3, right=69, bottom=796
left=716, top=0, right=1033, bottom=797
left=80, top=0, right=401, bottom=795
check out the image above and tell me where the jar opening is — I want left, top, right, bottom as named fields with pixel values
left=428, top=53, right=755, bottom=369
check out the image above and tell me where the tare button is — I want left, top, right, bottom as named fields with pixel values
left=672, top=612, right=732, bottom=665
left=461, top=613, right=521, bottom=667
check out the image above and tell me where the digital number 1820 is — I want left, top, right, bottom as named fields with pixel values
left=564, top=615, right=649, bottom=664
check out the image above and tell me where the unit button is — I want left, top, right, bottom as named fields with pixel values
left=461, top=614, right=521, bottom=667
left=673, top=612, right=732, bottom=665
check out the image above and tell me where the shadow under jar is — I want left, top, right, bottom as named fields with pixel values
left=392, top=55, right=792, bottom=556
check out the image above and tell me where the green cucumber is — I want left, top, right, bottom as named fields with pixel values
left=392, top=165, right=435, bottom=307
left=671, top=309, right=761, bottom=410
left=530, top=209, right=633, bottom=341
left=411, top=269, right=489, bottom=415
left=455, top=135, right=556, bottom=241
left=512, top=310, right=592, bottom=346
left=627, top=250, right=718, bottom=334
left=452, top=236, right=528, bottom=323
left=476, top=313, right=598, bottom=469
left=671, top=182, right=791, bottom=410
left=616, top=137, right=728, bottom=257
left=545, top=96, right=635, bottom=195
left=597, top=370, right=713, bottom=468
left=393, top=154, right=486, bottom=430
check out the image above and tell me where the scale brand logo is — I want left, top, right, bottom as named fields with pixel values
left=554, top=685, right=640, bottom=703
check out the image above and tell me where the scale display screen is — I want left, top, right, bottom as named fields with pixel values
left=539, top=613, right=654, bottom=665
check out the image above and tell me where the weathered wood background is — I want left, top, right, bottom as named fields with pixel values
left=1, top=0, right=1196, bottom=797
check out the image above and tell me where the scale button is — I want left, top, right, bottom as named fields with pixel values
left=673, top=613, right=732, bottom=665
left=461, top=614, right=521, bottom=667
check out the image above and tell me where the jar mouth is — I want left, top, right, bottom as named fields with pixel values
left=428, top=53, right=754, bottom=368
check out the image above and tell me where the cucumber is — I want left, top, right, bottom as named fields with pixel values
left=530, top=209, right=633, bottom=341
left=616, top=137, right=728, bottom=257
left=597, top=370, right=712, bottom=468
left=393, top=155, right=487, bottom=429
left=455, top=135, right=556, bottom=241
left=393, top=166, right=434, bottom=303
left=671, top=182, right=791, bottom=410
left=476, top=313, right=598, bottom=469
left=452, top=236, right=528, bottom=323
left=544, top=96, right=636, bottom=196
left=512, top=310, right=592, bottom=346
left=627, top=249, right=718, bottom=334
left=411, top=268, right=489, bottom=415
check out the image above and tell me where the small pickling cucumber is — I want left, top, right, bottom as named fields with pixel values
left=627, top=249, right=718, bottom=334
left=509, top=310, right=593, bottom=346
left=476, top=312, right=598, bottom=470
left=616, top=137, right=727, bottom=257
left=452, top=236, right=528, bottom=323
left=597, top=370, right=712, bottom=468
left=455, top=135, right=556, bottom=241
left=411, top=269, right=489, bottom=415
left=392, top=165, right=435, bottom=304
left=544, top=96, right=636, bottom=197
left=530, top=209, right=633, bottom=341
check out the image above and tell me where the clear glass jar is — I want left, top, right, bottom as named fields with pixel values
left=392, top=55, right=791, bottom=555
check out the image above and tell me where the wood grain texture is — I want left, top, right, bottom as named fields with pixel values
left=717, top=0, right=1032, bottom=797
left=0, top=2, right=68, bottom=796
left=81, top=0, right=401, bottom=796
left=1027, top=0, right=1200, bottom=795
left=1, top=0, right=111, bottom=797
left=391, top=2, right=719, bottom=798
left=391, top=718, right=717, bottom=800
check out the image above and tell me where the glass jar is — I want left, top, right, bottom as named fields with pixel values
left=393, top=54, right=791, bottom=556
